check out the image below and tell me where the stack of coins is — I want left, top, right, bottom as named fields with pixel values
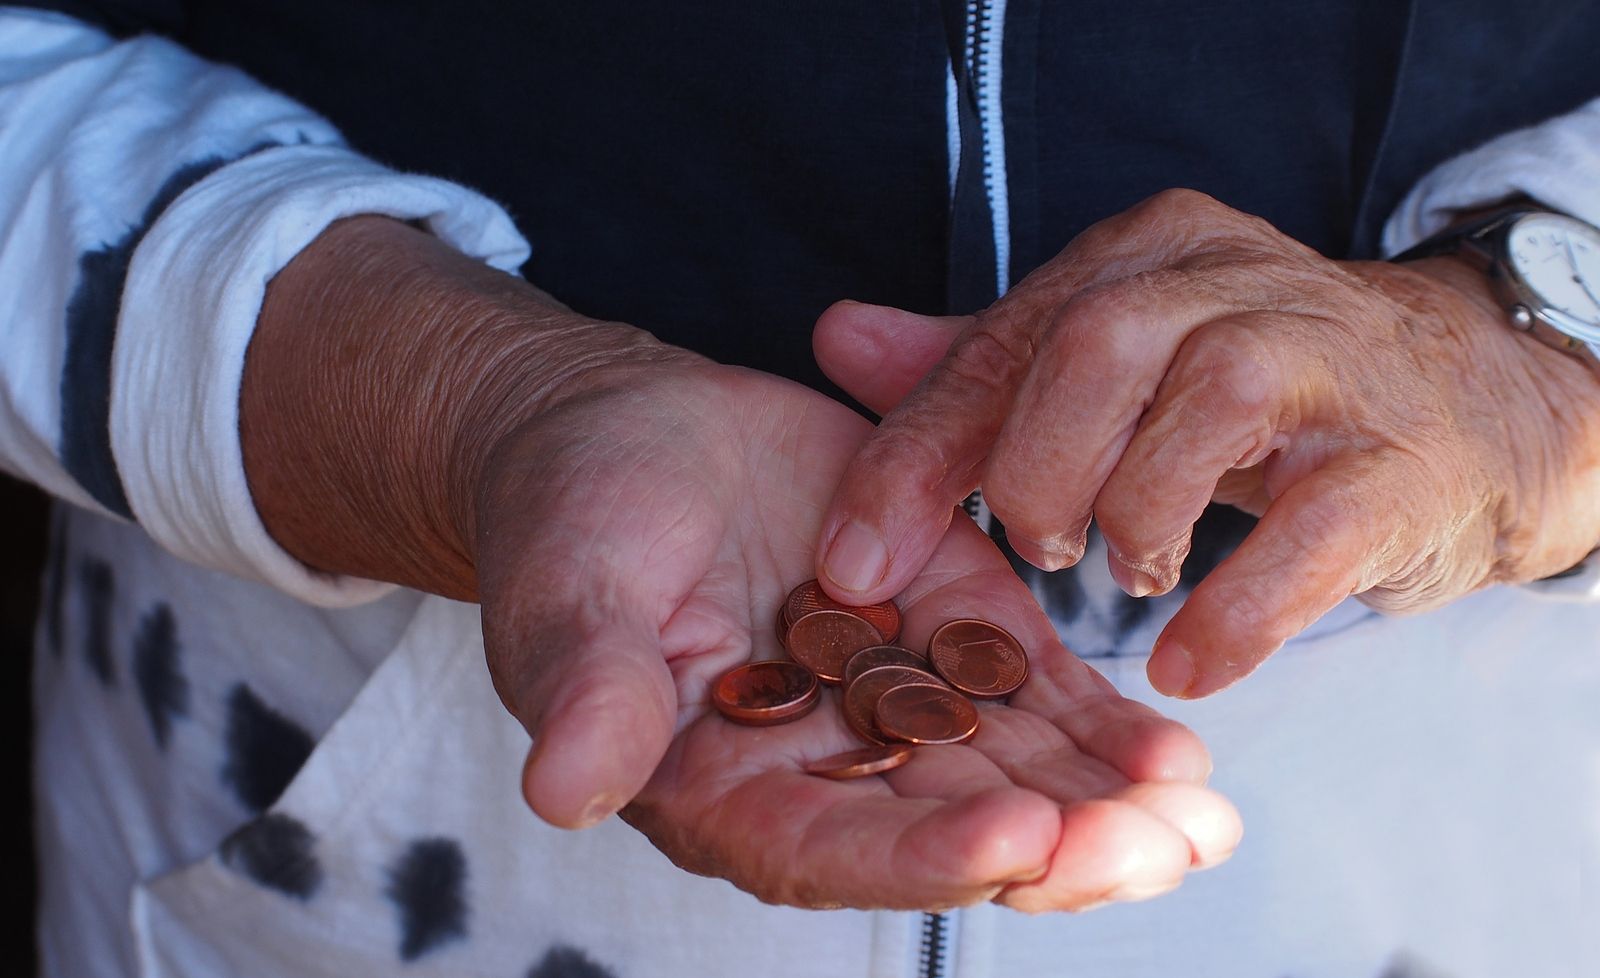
left=712, top=580, right=1031, bottom=780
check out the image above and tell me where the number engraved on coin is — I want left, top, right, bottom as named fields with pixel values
left=786, top=609, right=882, bottom=685
left=843, top=645, right=932, bottom=687
left=803, top=744, right=915, bottom=780
left=712, top=660, right=819, bottom=726
left=928, top=619, right=1028, bottom=699
left=874, top=683, right=980, bottom=745
left=784, top=579, right=902, bottom=644
left=842, top=664, right=943, bottom=744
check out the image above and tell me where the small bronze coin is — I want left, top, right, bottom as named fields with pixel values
left=712, top=660, right=820, bottom=726
left=843, top=645, right=933, bottom=687
left=842, top=665, right=944, bottom=745
left=927, top=618, right=1029, bottom=699
left=804, top=744, right=915, bottom=780
left=874, top=683, right=980, bottom=745
left=786, top=609, right=882, bottom=685
left=775, top=604, right=792, bottom=650
left=784, top=579, right=902, bottom=644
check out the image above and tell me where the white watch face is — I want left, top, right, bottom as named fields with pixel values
left=1506, top=212, right=1600, bottom=326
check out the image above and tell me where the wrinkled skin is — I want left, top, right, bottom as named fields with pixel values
left=815, top=189, right=1600, bottom=698
left=475, top=360, right=1240, bottom=911
left=247, top=215, right=1239, bottom=914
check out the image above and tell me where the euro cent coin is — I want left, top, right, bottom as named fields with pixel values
left=786, top=609, right=882, bottom=685
left=712, top=660, right=820, bottom=726
left=874, top=683, right=980, bottom=745
left=843, top=665, right=945, bottom=745
left=927, top=618, right=1029, bottom=699
left=843, top=645, right=932, bottom=687
left=776, top=604, right=792, bottom=650
left=784, top=579, right=902, bottom=644
left=804, top=744, right=915, bottom=780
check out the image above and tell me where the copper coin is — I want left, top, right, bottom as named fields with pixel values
left=784, top=579, right=902, bottom=644
left=843, top=645, right=933, bottom=687
left=786, top=609, right=882, bottom=685
left=842, top=665, right=944, bottom=744
left=712, top=660, right=819, bottom=726
left=775, top=604, right=792, bottom=649
left=874, top=683, right=980, bottom=745
left=927, top=618, right=1029, bottom=699
left=804, top=744, right=915, bottom=780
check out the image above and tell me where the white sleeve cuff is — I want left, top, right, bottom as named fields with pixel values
left=1381, top=97, right=1600, bottom=254
left=111, top=144, right=532, bottom=607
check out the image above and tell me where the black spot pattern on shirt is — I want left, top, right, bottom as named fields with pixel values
left=132, top=603, right=188, bottom=748
left=79, top=558, right=115, bottom=684
left=386, top=837, right=469, bottom=961
left=527, top=945, right=617, bottom=978
left=59, top=142, right=280, bottom=516
left=990, top=517, right=1090, bottom=626
left=1112, top=591, right=1154, bottom=636
left=220, top=813, right=323, bottom=899
left=221, top=684, right=314, bottom=814
left=1376, top=951, right=1454, bottom=978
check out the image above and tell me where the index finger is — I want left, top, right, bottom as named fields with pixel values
left=811, top=250, right=1150, bottom=607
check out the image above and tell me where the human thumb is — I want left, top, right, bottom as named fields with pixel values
left=497, top=606, right=677, bottom=829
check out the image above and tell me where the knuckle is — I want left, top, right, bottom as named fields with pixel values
left=1283, top=492, right=1361, bottom=560
left=1056, top=289, right=1148, bottom=373
left=1137, top=187, right=1220, bottom=223
left=1180, top=328, right=1279, bottom=419
left=950, top=321, right=1036, bottom=385
left=1124, top=188, right=1292, bottom=256
left=1214, top=583, right=1283, bottom=640
left=1280, top=489, right=1369, bottom=573
left=854, top=428, right=955, bottom=501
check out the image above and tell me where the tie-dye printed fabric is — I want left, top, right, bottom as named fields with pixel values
left=38, top=504, right=1594, bottom=978
left=3, top=8, right=1597, bottom=977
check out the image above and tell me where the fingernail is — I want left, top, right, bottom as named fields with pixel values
left=823, top=520, right=889, bottom=593
left=1022, top=530, right=1085, bottom=571
left=576, top=792, right=623, bottom=828
left=1195, top=845, right=1237, bottom=870
left=1108, top=554, right=1159, bottom=598
left=1147, top=640, right=1194, bottom=697
left=1110, top=879, right=1182, bottom=902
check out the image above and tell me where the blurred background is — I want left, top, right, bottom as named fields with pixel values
left=2, top=474, right=45, bottom=971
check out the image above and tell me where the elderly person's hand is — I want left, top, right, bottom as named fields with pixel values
left=814, top=190, right=1600, bottom=699
left=237, top=215, right=1240, bottom=912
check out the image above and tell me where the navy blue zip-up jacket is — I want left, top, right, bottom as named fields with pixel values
left=24, top=0, right=1600, bottom=399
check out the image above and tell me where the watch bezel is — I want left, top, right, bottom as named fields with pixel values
left=1489, top=211, right=1600, bottom=348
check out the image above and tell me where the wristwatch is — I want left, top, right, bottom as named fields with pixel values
left=1391, top=207, right=1600, bottom=367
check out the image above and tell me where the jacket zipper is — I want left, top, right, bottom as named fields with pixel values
left=925, top=8, right=1005, bottom=976
left=962, top=0, right=1007, bottom=536
left=967, top=0, right=1010, bottom=299
left=918, top=911, right=952, bottom=978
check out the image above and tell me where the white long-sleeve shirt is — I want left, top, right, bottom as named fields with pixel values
left=2, top=6, right=1596, bottom=977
